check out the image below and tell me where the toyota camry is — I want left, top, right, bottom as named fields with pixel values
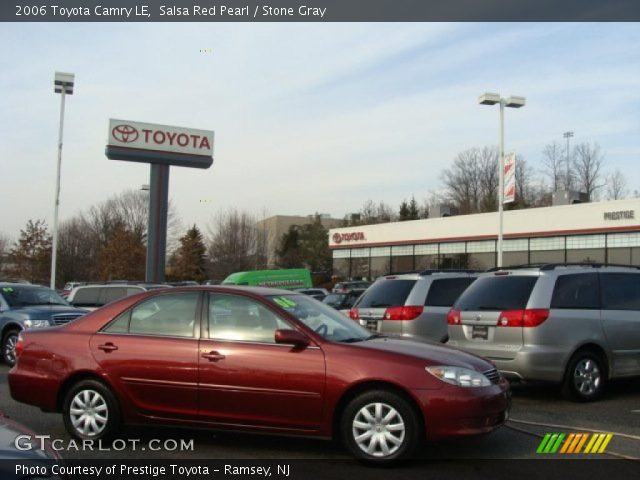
left=9, top=286, right=509, bottom=463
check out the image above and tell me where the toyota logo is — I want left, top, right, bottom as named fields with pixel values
left=112, top=124, right=139, bottom=143
left=332, top=233, right=342, bottom=244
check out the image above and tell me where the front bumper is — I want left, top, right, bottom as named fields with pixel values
left=413, top=378, right=511, bottom=439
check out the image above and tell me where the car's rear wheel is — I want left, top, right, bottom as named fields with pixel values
left=340, top=390, right=421, bottom=463
left=562, top=351, right=606, bottom=402
left=63, top=380, right=120, bottom=440
left=2, top=329, right=20, bottom=366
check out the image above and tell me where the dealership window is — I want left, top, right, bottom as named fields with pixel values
left=530, top=236, right=565, bottom=251
left=503, top=239, right=528, bottom=251
left=332, top=258, right=350, bottom=279
left=391, top=245, right=413, bottom=273
left=503, top=251, right=528, bottom=267
left=607, top=232, right=640, bottom=247
left=440, top=254, right=469, bottom=269
left=566, top=248, right=605, bottom=264
left=415, top=254, right=438, bottom=270
left=566, top=234, right=606, bottom=249
left=415, top=244, right=438, bottom=255
left=633, top=248, right=640, bottom=266
left=530, top=250, right=565, bottom=264
left=351, top=257, right=370, bottom=279
left=466, top=240, right=495, bottom=253
left=607, top=247, right=631, bottom=265
left=439, top=242, right=465, bottom=254
left=332, top=249, right=350, bottom=259
left=351, top=248, right=370, bottom=258
left=468, top=252, right=496, bottom=270
left=370, top=258, right=391, bottom=279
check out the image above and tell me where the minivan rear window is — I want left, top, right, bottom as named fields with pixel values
left=356, top=280, right=416, bottom=308
left=426, top=277, right=476, bottom=307
left=455, top=276, right=537, bottom=311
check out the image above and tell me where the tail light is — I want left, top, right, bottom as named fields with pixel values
left=447, top=309, right=462, bottom=325
left=348, top=308, right=360, bottom=320
left=383, top=306, right=423, bottom=321
left=15, top=334, right=24, bottom=359
left=498, top=309, right=549, bottom=327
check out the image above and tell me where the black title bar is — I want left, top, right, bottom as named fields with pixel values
left=3, top=0, right=640, bottom=22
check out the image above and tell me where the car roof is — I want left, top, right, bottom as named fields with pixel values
left=487, top=263, right=640, bottom=274
left=166, top=285, right=304, bottom=296
left=0, top=283, right=43, bottom=289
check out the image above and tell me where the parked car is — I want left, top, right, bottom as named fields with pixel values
left=295, top=288, right=330, bottom=301
left=350, top=270, right=478, bottom=343
left=66, top=284, right=167, bottom=311
left=323, top=289, right=366, bottom=313
left=0, top=410, right=60, bottom=469
left=332, top=280, right=372, bottom=293
left=61, top=281, right=87, bottom=299
left=447, top=263, right=640, bottom=402
left=0, top=283, right=87, bottom=366
left=9, top=286, right=509, bottom=463
left=223, top=269, right=313, bottom=290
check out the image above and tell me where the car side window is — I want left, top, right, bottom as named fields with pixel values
left=208, top=294, right=291, bottom=343
left=600, top=273, right=640, bottom=311
left=71, top=287, right=101, bottom=307
left=127, top=293, right=199, bottom=338
left=103, top=287, right=128, bottom=304
left=103, top=311, right=130, bottom=334
left=551, top=273, right=600, bottom=310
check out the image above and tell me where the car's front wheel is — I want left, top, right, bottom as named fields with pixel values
left=2, top=329, right=20, bottom=366
left=340, top=389, right=421, bottom=463
left=62, top=379, right=120, bottom=440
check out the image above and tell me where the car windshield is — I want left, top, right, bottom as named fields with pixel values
left=268, top=294, right=371, bottom=343
left=1, top=286, right=69, bottom=308
left=323, top=293, right=347, bottom=307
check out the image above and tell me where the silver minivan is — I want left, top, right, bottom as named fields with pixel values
left=350, top=271, right=477, bottom=342
left=447, top=264, right=640, bottom=401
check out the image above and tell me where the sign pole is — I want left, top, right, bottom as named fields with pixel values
left=146, top=164, right=170, bottom=283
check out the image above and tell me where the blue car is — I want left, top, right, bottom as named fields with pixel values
left=0, top=283, right=87, bottom=366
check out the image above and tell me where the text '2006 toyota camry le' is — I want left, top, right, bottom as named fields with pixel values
left=9, top=286, right=510, bottom=463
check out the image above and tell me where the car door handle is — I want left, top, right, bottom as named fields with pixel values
left=98, top=343, right=118, bottom=353
left=201, top=351, right=225, bottom=362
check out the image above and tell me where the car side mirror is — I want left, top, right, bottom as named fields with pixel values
left=275, top=329, right=310, bottom=347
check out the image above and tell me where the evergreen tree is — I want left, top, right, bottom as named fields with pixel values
left=8, top=220, right=52, bottom=285
left=172, top=225, right=207, bottom=282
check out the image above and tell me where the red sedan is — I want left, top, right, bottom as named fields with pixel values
left=9, top=287, right=509, bottom=462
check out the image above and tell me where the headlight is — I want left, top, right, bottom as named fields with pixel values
left=426, top=365, right=491, bottom=387
left=24, top=319, right=50, bottom=329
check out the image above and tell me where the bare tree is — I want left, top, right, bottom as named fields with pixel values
left=0, top=233, right=10, bottom=277
left=541, top=142, right=569, bottom=191
left=206, top=209, right=267, bottom=280
left=441, top=146, right=498, bottom=214
left=513, top=156, right=542, bottom=208
left=573, top=142, right=605, bottom=200
left=606, top=169, right=628, bottom=200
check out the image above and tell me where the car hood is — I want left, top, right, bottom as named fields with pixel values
left=354, top=336, right=494, bottom=372
left=7, top=305, right=87, bottom=318
left=0, top=415, right=56, bottom=460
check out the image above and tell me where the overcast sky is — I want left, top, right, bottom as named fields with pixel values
left=1, top=23, right=639, bottom=240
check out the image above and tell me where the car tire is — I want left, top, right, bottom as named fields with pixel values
left=1, top=329, right=20, bottom=367
left=340, top=389, right=421, bottom=463
left=562, top=350, right=606, bottom=402
left=63, top=379, right=120, bottom=440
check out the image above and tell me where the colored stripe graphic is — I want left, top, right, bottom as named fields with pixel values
left=537, top=433, right=613, bottom=454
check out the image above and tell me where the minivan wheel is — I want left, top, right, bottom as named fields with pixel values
left=2, top=329, right=20, bottom=366
left=562, top=351, right=606, bottom=402
left=63, top=380, right=120, bottom=440
left=340, top=390, right=420, bottom=463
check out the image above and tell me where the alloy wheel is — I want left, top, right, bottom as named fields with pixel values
left=352, top=402, right=406, bottom=458
left=573, top=358, right=601, bottom=396
left=4, top=334, right=17, bottom=365
left=69, top=390, right=109, bottom=437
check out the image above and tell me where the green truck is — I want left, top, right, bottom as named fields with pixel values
left=221, top=269, right=312, bottom=290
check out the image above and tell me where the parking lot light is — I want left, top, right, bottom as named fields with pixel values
left=478, top=92, right=526, bottom=267
left=50, top=72, right=75, bottom=290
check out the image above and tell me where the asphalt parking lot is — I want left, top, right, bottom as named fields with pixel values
left=1, top=365, right=638, bottom=463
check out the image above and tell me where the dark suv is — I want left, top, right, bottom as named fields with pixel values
left=350, top=271, right=478, bottom=342
left=0, top=283, right=87, bottom=365
left=447, top=263, right=640, bottom=401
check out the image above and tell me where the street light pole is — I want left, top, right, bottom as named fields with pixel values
left=563, top=131, right=574, bottom=190
left=479, top=93, right=525, bottom=268
left=51, top=72, right=74, bottom=290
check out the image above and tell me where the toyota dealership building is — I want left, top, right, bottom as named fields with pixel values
left=329, top=198, right=640, bottom=279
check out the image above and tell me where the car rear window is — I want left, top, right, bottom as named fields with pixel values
left=425, top=277, right=476, bottom=307
left=551, top=273, right=600, bottom=310
left=455, top=276, right=537, bottom=311
left=356, top=280, right=416, bottom=308
left=71, top=287, right=101, bottom=307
